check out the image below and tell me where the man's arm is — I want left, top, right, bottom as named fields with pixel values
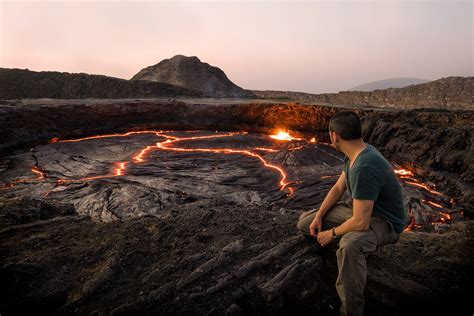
left=334, top=199, right=373, bottom=235
left=317, top=164, right=382, bottom=246
left=317, top=199, right=374, bottom=246
left=309, top=171, right=347, bottom=237
left=318, top=171, right=347, bottom=217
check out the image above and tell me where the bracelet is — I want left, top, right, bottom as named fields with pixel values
left=332, top=227, right=338, bottom=239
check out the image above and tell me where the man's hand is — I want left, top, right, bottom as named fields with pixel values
left=309, top=212, right=323, bottom=237
left=317, top=229, right=333, bottom=247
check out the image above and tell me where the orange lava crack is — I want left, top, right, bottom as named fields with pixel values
left=3, top=130, right=297, bottom=197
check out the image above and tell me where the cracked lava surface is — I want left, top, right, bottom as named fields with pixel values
left=0, top=130, right=465, bottom=230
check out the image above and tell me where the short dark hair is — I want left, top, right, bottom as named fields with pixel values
left=328, top=110, right=362, bottom=140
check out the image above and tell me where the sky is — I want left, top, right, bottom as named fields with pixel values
left=0, top=0, right=472, bottom=93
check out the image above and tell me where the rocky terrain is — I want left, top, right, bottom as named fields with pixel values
left=1, top=197, right=472, bottom=315
left=0, top=99, right=473, bottom=315
left=1, top=99, right=471, bottom=210
left=2, top=56, right=472, bottom=109
left=0, top=68, right=204, bottom=99
left=252, top=76, right=474, bottom=110
left=349, top=77, right=430, bottom=91
left=132, top=55, right=255, bottom=98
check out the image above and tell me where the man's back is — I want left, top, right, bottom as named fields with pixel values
left=343, top=144, right=406, bottom=233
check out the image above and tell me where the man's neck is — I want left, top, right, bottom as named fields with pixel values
left=341, top=140, right=367, bottom=162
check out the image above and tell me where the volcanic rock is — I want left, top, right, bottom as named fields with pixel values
left=131, top=55, right=256, bottom=98
left=252, top=76, right=474, bottom=110
left=0, top=68, right=204, bottom=99
left=0, top=197, right=472, bottom=315
left=349, top=77, right=430, bottom=91
left=361, top=109, right=474, bottom=209
left=0, top=99, right=471, bottom=210
left=0, top=98, right=472, bottom=315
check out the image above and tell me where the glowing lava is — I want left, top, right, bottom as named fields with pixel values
left=404, top=207, right=423, bottom=231
left=29, top=166, right=45, bottom=180
left=394, top=168, right=414, bottom=177
left=422, top=199, right=443, bottom=209
left=4, top=130, right=294, bottom=196
left=114, top=162, right=127, bottom=176
left=394, top=168, right=446, bottom=196
left=269, top=130, right=302, bottom=141
left=3, top=132, right=462, bottom=226
left=133, top=145, right=156, bottom=163
left=395, top=167, right=457, bottom=232
left=156, top=138, right=294, bottom=196
left=1, top=166, right=46, bottom=188
left=254, top=148, right=279, bottom=153
left=52, top=130, right=166, bottom=143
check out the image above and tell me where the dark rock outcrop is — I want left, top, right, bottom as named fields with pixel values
left=131, top=55, right=256, bottom=98
left=362, top=109, right=474, bottom=209
left=0, top=68, right=204, bottom=99
left=252, top=76, right=474, bottom=110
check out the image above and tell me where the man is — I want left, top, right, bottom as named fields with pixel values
left=296, top=110, right=406, bottom=316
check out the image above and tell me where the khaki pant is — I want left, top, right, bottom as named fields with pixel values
left=296, top=200, right=400, bottom=316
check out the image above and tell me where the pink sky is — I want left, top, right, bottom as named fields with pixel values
left=1, top=0, right=472, bottom=93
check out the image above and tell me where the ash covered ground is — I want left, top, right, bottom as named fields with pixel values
left=0, top=100, right=473, bottom=315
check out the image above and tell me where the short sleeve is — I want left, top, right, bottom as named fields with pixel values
left=349, top=165, right=383, bottom=200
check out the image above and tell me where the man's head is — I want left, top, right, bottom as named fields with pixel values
left=328, top=110, right=362, bottom=151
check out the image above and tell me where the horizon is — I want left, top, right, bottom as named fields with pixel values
left=1, top=0, right=472, bottom=93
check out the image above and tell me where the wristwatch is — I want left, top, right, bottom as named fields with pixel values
left=332, top=227, right=338, bottom=239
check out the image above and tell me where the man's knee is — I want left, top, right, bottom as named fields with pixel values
left=337, top=231, right=377, bottom=259
left=296, top=209, right=316, bottom=234
left=296, top=216, right=309, bottom=234
left=338, top=233, right=362, bottom=255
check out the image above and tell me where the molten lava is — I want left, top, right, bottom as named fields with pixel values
left=269, top=130, right=302, bottom=141
left=404, top=207, right=423, bottom=231
left=114, top=162, right=127, bottom=176
left=2, top=166, right=46, bottom=188
left=394, top=168, right=446, bottom=196
left=2, top=132, right=463, bottom=231
left=395, top=167, right=456, bottom=231
left=53, top=130, right=166, bottom=143
left=394, top=168, right=414, bottom=177
left=150, top=132, right=293, bottom=195
left=2, top=130, right=295, bottom=196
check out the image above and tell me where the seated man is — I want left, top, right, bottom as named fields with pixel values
left=296, top=110, right=406, bottom=316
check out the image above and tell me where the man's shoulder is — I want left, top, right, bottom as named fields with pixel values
left=359, top=145, right=390, bottom=166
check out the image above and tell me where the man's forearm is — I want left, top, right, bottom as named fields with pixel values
left=334, top=216, right=369, bottom=237
left=318, top=186, right=344, bottom=217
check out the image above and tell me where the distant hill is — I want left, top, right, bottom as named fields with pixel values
left=251, top=77, right=474, bottom=110
left=0, top=68, right=204, bottom=99
left=131, top=55, right=255, bottom=98
left=350, top=77, right=430, bottom=91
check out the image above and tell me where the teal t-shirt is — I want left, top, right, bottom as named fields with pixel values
left=344, top=144, right=407, bottom=233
